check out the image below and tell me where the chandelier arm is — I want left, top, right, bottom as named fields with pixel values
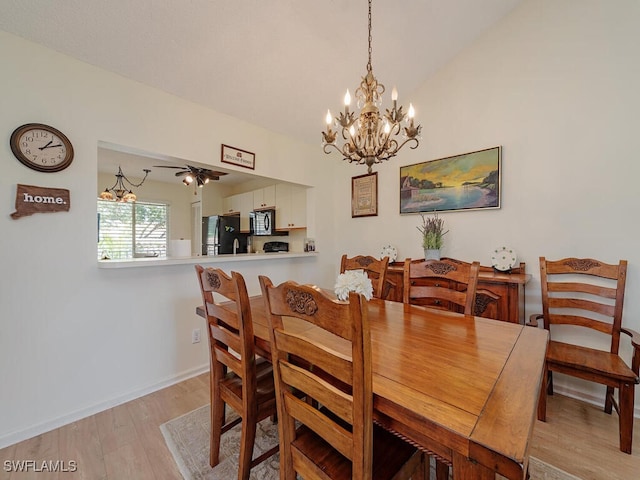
left=376, top=122, right=401, bottom=154
left=121, top=168, right=151, bottom=188
left=323, top=142, right=362, bottom=163
left=330, top=133, right=367, bottom=163
left=392, top=137, right=420, bottom=153
left=322, top=143, right=342, bottom=155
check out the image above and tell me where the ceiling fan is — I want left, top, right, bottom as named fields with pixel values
left=153, top=164, right=228, bottom=187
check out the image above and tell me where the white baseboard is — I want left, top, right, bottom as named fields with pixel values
left=0, top=364, right=209, bottom=450
left=552, top=385, right=640, bottom=418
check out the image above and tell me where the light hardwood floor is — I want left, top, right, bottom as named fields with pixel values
left=1, top=373, right=638, bottom=479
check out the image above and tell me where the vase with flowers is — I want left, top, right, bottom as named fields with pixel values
left=417, top=212, right=448, bottom=260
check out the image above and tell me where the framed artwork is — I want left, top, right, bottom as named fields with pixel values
left=400, top=146, right=501, bottom=214
left=221, top=144, right=255, bottom=170
left=351, top=172, right=378, bottom=218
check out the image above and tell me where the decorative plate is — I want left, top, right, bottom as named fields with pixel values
left=380, top=244, right=398, bottom=262
left=491, top=246, right=517, bottom=271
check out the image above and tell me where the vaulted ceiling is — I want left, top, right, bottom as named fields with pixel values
left=1, top=0, right=524, bottom=148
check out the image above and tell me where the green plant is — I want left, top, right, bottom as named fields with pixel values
left=417, top=212, right=448, bottom=250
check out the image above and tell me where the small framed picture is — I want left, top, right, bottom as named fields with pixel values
left=221, top=144, right=255, bottom=170
left=351, top=172, right=378, bottom=218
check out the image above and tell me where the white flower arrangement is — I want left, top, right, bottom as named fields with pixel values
left=334, top=269, right=374, bottom=301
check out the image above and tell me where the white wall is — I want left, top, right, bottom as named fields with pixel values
left=330, top=0, right=640, bottom=410
left=2, top=0, right=640, bottom=447
left=0, top=31, right=334, bottom=447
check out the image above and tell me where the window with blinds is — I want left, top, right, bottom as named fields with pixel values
left=97, top=200, right=168, bottom=260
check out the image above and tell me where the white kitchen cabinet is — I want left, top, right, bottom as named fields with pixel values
left=289, top=185, right=307, bottom=228
left=252, top=185, right=276, bottom=209
left=222, top=191, right=253, bottom=231
left=275, top=184, right=307, bottom=229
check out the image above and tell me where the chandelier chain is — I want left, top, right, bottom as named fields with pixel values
left=367, top=0, right=372, bottom=73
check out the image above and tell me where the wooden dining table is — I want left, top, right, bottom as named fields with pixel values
left=196, top=295, right=548, bottom=480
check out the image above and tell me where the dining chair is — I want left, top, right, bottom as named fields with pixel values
left=529, top=257, right=640, bottom=454
left=340, top=254, right=390, bottom=299
left=402, top=257, right=480, bottom=315
left=259, top=276, right=427, bottom=480
left=194, top=265, right=278, bottom=480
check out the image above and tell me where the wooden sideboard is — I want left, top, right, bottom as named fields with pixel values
left=384, top=258, right=531, bottom=324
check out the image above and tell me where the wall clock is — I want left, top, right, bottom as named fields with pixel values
left=10, top=123, right=74, bottom=172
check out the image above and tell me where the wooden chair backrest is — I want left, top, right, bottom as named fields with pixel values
left=340, top=254, right=389, bottom=299
left=195, top=265, right=258, bottom=400
left=259, top=276, right=372, bottom=479
left=539, top=257, right=627, bottom=354
left=403, top=258, right=480, bottom=315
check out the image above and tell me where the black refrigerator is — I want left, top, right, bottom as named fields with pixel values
left=202, top=214, right=248, bottom=255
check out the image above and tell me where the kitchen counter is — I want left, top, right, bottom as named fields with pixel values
left=97, top=251, right=318, bottom=269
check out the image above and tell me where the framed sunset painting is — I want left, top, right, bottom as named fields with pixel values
left=400, top=146, right=501, bottom=214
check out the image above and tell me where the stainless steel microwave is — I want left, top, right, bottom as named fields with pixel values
left=249, top=209, right=276, bottom=236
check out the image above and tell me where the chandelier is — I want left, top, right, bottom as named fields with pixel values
left=322, top=0, right=421, bottom=174
left=99, top=166, right=150, bottom=202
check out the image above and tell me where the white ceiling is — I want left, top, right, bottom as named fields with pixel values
left=1, top=0, right=524, bottom=184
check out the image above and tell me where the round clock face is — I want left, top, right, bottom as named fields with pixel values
left=10, top=123, right=74, bottom=172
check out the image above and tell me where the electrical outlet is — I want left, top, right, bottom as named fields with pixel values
left=191, top=328, right=201, bottom=344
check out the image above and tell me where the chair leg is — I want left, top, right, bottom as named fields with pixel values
left=537, top=366, right=548, bottom=422
left=619, top=383, right=634, bottom=454
left=404, top=452, right=428, bottom=480
left=547, top=370, right=554, bottom=395
left=435, top=460, right=449, bottom=480
left=420, top=453, right=430, bottom=480
left=210, top=400, right=225, bottom=467
left=605, top=386, right=614, bottom=414
left=238, top=417, right=258, bottom=480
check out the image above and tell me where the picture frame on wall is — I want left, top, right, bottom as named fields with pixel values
left=351, top=172, right=378, bottom=218
left=400, top=146, right=501, bottom=214
left=221, top=144, right=255, bottom=170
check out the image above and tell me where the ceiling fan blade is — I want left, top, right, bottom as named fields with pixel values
left=153, top=165, right=187, bottom=170
left=174, top=171, right=190, bottom=177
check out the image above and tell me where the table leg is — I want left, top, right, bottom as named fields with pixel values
left=452, top=452, right=493, bottom=480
